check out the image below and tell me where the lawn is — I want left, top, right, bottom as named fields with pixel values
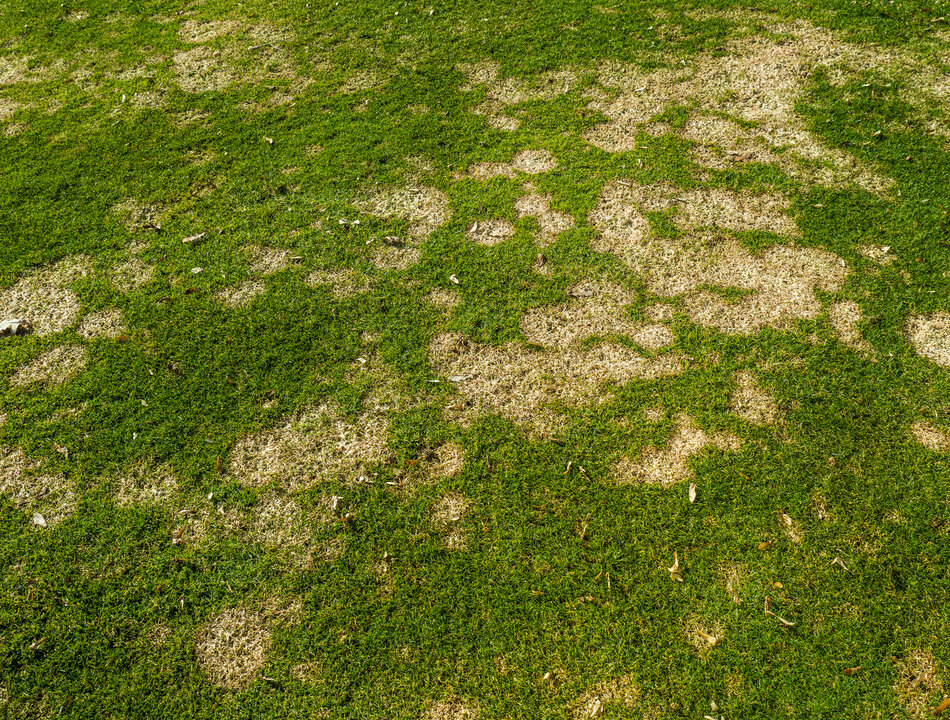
left=1, top=0, right=949, bottom=717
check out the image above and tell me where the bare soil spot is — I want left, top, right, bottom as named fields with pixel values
left=195, top=600, right=302, bottom=690
left=590, top=180, right=848, bottom=334
left=11, top=345, right=88, bottom=388
left=111, top=257, right=154, bottom=292
left=0, top=256, right=91, bottom=336
left=828, top=300, right=873, bottom=353
left=0, top=447, right=74, bottom=527
left=305, top=268, right=371, bottom=298
left=423, top=697, right=480, bottom=720
left=466, top=219, right=515, bottom=246
left=520, top=280, right=674, bottom=351
left=613, top=413, right=741, bottom=487
left=571, top=676, right=639, bottom=719
left=216, top=280, right=267, bottom=308
left=892, top=649, right=946, bottom=719
left=228, top=403, right=391, bottom=490
left=730, top=370, right=781, bottom=425
left=910, top=421, right=950, bottom=452
left=430, top=332, right=684, bottom=435
left=115, top=462, right=178, bottom=506
left=358, top=185, right=452, bottom=239
left=685, top=617, right=724, bottom=657
left=906, top=312, right=950, bottom=367
left=77, top=308, right=127, bottom=339
left=514, top=193, right=574, bottom=245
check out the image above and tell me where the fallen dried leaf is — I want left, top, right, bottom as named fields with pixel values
left=831, top=556, right=849, bottom=570
left=668, top=551, right=683, bottom=581
left=0, top=318, right=33, bottom=336
left=182, top=232, right=206, bottom=243
left=264, top=136, right=274, bottom=145
left=843, top=666, right=861, bottom=676
left=688, top=482, right=697, bottom=503
left=757, top=541, right=773, bottom=550
left=31, top=512, right=47, bottom=528
left=449, top=274, right=460, bottom=285
left=935, top=697, right=950, bottom=715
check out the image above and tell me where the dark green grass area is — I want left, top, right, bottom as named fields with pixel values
left=1, top=0, right=950, bottom=717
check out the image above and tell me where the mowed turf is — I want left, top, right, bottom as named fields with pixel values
left=1, top=0, right=949, bottom=717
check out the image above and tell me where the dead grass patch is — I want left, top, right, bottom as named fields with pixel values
left=195, top=600, right=302, bottom=690
left=0, top=55, right=54, bottom=85
left=77, top=308, right=127, bottom=339
left=571, top=676, right=639, bottom=719
left=426, top=288, right=460, bottom=309
left=431, top=493, right=471, bottom=550
left=730, top=370, right=781, bottom=425
left=828, top=300, right=873, bottom=353
left=910, top=421, right=950, bottom=452
left=173, top=46, right=237, bottom=93
left=520, top=280, right=674, bottom=350
left=371, top=242, right=421, bottom=271
left=613, top=413, right=741, bottom=487
left=585, top=24, right=898, bottom=194
left=290, top=661, right=319, bottom=682
left=171, top=109, right=211, bottom=128
left=112, top=198, right=167, bottom=232
left=0, top=255, right=91, bottom=336
left=719, top=563, right=745, bottom=604
left=0, top=447, right=75, bottom=527
left=0, top=97, right=22, bottom=120
left=358, top=185, right=452, bottom=239
left=178, top=19, right=241, bottom=42
left=514, top=193, right=574, bottom=245
left=247, top=490, right=338, bottom=566
left=246, top=245, right=292, bottom=275
left=892, top=649, right=946, bottom=719
left=429, top=332, right=684, bottom=434
left=305, top=268, right=371, bottom=298
left=340, top=69, right=389, bottom=94
left=114, top=462, right=178, bottom=506
left=779, top=510, right=803, bottom=543
left=906, top=312, right=950, bottom=367
left=685, top=617, right=724, bottom=657
left=858, top=243, right=896, bottom=265
left=228, top=403, right=391, bottom=490
left=423, top=697, right=480, bottom=720
left=511, top=149, right=558, bottom=174
left=11, top=345, right=88, bottom=387
left=111, top=257, right=154, bottom=292
left=466, top=219, right=515, bottom=246
left=216, top=280, right=267, bottom=308
left=643, top=303, right=675, bottom=323
left=590, top=180, right=848, bottom=334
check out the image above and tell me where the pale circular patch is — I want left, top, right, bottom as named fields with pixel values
left=906, top=312, right=950, bottom=367
left=10, top=345, right=88, bottom=387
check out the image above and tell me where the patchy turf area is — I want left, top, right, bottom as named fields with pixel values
left=1, top=0, right=950, bottom=717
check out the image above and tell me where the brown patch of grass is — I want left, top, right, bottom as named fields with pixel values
left=77, top=308, right=127, bottom=339
left=178, top=18, right=241, bottom=42
left=685, top=617, right=724, bottom=657
left=305, top=268, right=371, bottom=298
left=11, top=345, right=88, bottom=388
left=521, top=280, right=674, bottom=351
left=906, top=312, right=950, bottom=368
left=514, top=192, right=574, bottom=245
left=466, top=219, right=515, bottom=246
left=358, top=185, right=452, bottom=239
left=613, top=413, right=741, bottom=487
left=246, top=245, right=292, bottom=275
left=228, top=402, right=391, bottom=490
left=585, top=24, right=897, bottom=194
left=111, top=257, right=154, bottom=292
left=590, top=180, right=848, bottom=334
left=171, top=109, right=211, bottom=127
left=730, top=370, right=781, bottom=425
left=430, top=331, right=684, bottom=434
left=0, top=447, right=75, bottom=527
left=642, top=303, right=675, bottom=322
left=571, top=676, right=639, bottom=719
left=247, top=490, right=339, bottom=566
left=112, top=198, right=167, bottom=231
left=511, top=149, right=558, bottom=174
left=371, top=242, right=421, bottom=271
left=423, top=697, right=480, bottom=720
left=290, top=661, right=319, bottom=682
left=426, top=288, right=460, bottom=309
left=859, top=243, right=896, bottom=265
left=892, top=649, right=946, bottom=719
left=340, top=69, right=389, bottom=94
left=431, top=493, right=471, bottom=550
left=0, top=97, right=23, bottom=120
left=828, top=300, right=873, bottom=353
left=0, top=255, right=91, bottom=336
left=910, top=421, right=950, bottom=452
left=195, top=600, right=302, bottom=690
left=2, top=122, right=26, bottom=137
left=114, top=462, right=178, bottom=506
left=0, top=55, right=54, bottom=85
left=719, top=563, right=745, bottom=604
left=173, top=46, right=237, bottom=93
left=643, top=406, right=665, bottom=422
left=215, top=280, right=267, bottom=308
left=779, top=510, right=803, bottom=543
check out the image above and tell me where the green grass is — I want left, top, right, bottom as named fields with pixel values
left=1, top=0, right=949, bottom=717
